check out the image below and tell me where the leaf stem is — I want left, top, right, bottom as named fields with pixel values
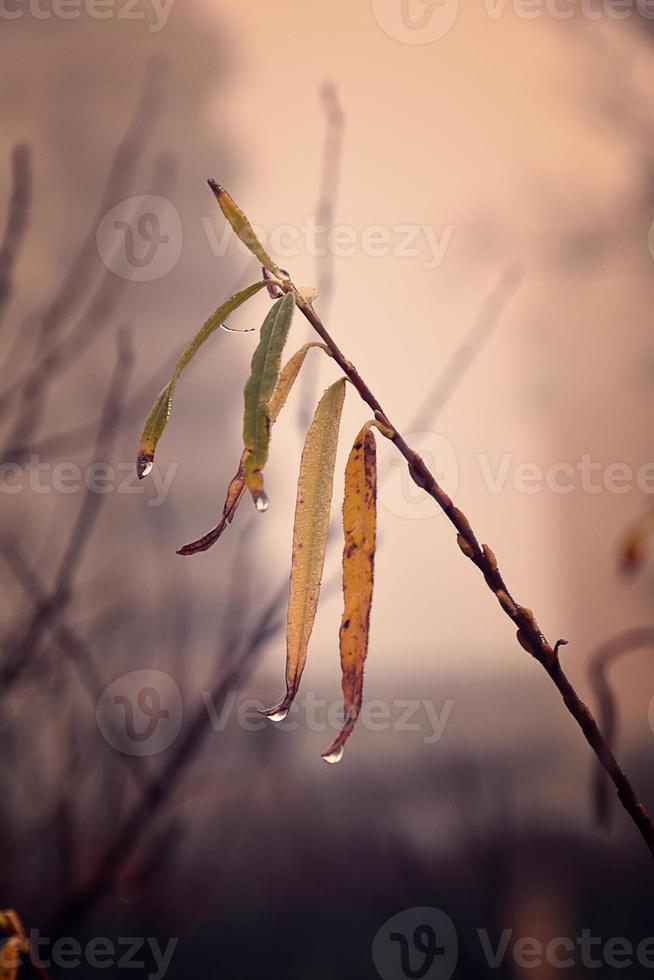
left=288, top=285, right=654, bottom=861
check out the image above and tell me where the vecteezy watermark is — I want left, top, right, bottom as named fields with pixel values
left=371, top=0, right=460, bottom=44
left=373, top=907, right=654, bottom=978
left=96, top=677, right=455, bottom=756
left=378, top=433, right=654, bottom=520
left=370, top=0, right=654, bottom=44
left=202, top=691, right=455, bottom=746
left=372, top=907, right=459, bottom=980
left=96, top=670, right=183, bottom=756
left=202, top=215, right=455, bottom=272
left=0, top=0, right=175, bottom=30
left=23, top=933, right=177, bottom=979
left=483, top=0, right=654, bottom=23
left=0, top=457, right=177, bottom=506
left=97, top=197, right=454, bottom=279
left=96, top=195, right=182, bottom=281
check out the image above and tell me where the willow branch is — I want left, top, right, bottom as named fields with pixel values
left=284, top=281, right=654, bottom=861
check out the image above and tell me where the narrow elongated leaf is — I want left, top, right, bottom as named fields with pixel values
left=136, top=280, right=267, bottom=478
left=177, top=451, right=247, bottom=555
left=265, top=378, right=347, bottom=717
left=322, top=424, right=378, bottom=763
left=208, top=180, right=282, bottom=278
left=269, top=342, right=330, bottom=419
left=242, top=292, right=295, bottom=507
left=178, top=342, right=331, bottom=555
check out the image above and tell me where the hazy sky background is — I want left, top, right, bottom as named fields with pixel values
left=1, top=0, right=653, bottom=767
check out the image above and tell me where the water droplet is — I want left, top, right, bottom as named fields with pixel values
left=255, top=492, right=269, bottom=513
left=136, top=452, right=154, bottom=479
left=267, top=707, right=288, bottom=722
left=322, top=746, right=344, bottom=765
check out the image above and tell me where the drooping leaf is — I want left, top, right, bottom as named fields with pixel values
left=177, top=452, right=247, bottom=555
left=178, top=342, right=331, bottom=555
left=242, top=293, right=295, bottom=508
left=136, top=280, right=268, bottom=478
left=265, top=378, right=347, bottom=718
left=322, top=424, right=378, bottom=763
left=208, top=180, right=282, bottom=279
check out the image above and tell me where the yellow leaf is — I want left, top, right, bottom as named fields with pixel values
left=322, top=423, right=377, bottom=763
left=208, top=180, right=282, bottom=278
left=264, top=378, right=347, bottom=717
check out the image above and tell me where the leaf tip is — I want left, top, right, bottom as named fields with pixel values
left=136, top=451, right=154, bottom=480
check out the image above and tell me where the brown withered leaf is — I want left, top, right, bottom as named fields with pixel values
left=322, top=423, right=377, bottom=763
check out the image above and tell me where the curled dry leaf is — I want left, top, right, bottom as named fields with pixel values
left=176, top=452, right=247, bottom=556
left=242, top=293, right=295, bottom=508
left=178, top=342, right=331, bottom=555
left=322, top=423, right=377, bottom=763
left=208, top=179, right=282, bottom=278
left=264, top=378, right=347, bottom=719
left=136, top=280, right=268, bottom=478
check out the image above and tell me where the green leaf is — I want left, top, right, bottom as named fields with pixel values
left=178, top=343, right=331, bottom=555
left=322, top=423, right=378, bottom=764
left=264, top=378, right=347, bottom=718
left=242, top=292, right=295, bottom=507
left=208, top=180, right=282, bottom=278
left=136, top=281, right=267, bottom=478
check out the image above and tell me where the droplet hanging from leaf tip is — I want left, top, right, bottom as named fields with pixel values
left=322, top=746, right=344, bottom=766
left=136, top=452, right=153, bottom=479
left=255, top=491, right=269, bottom=513
left=267, top=707, right=288, bottom=722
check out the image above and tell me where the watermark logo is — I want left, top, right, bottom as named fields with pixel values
left=96, top=669, right=182, bottom=756
left=96, top=195, right=182, bottom=282
left=0, top=0, right=175, bottom=32
left=372, top=907, right=459, bottom=980
left=0, top=456, right=177, bottom=505
left=203, top=215, right=454, bottom=271
left=26, top=932, right=177, bottom=980
left=371, top=0, right=459, bottom=44
left=378, top=432, right=459, bottom=519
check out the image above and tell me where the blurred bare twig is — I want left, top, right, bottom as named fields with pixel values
left=590, top=626, right=654, bottom=829
left=297, top=82, right=345, bottom=434
left=0, top=330, right=134, bottom=691
left=409, top=264, right=523, bottom=431
left=0, top=144, right=32, bottom=331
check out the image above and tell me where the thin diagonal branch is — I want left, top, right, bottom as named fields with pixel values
left=280, top=274, right=654, bottom=860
